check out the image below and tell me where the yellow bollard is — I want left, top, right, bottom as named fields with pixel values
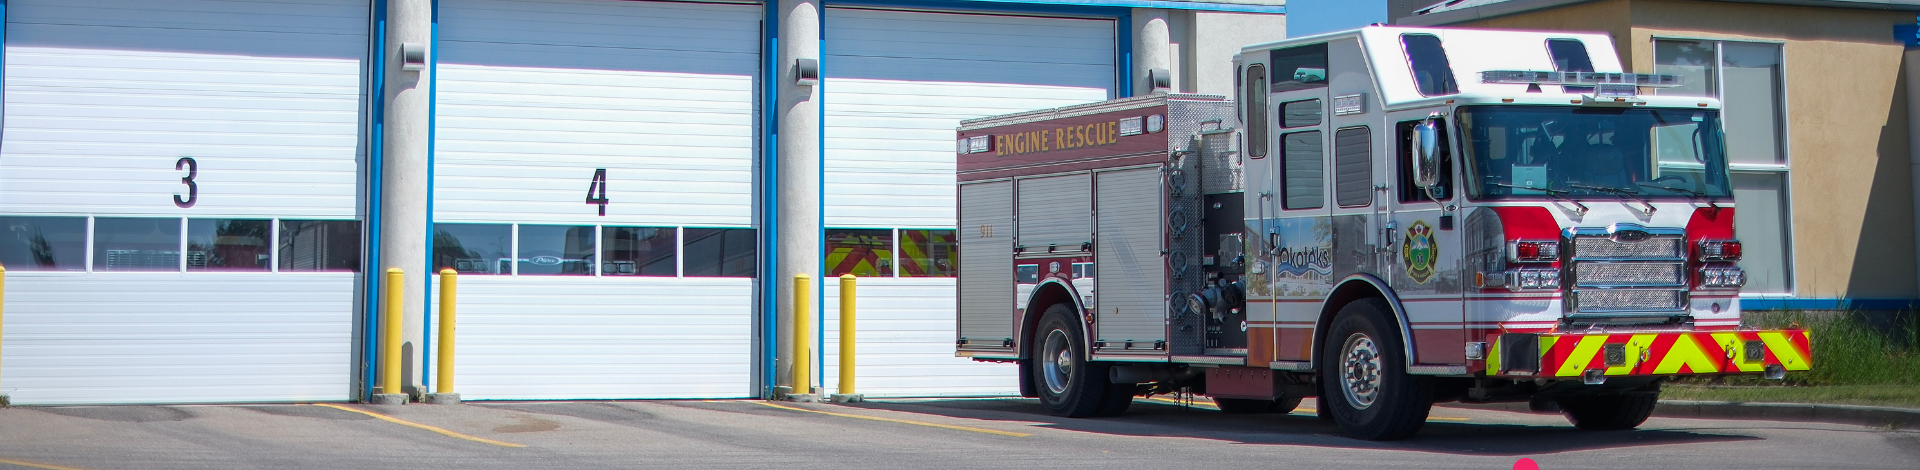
left=436, top=268, right=457, bottom=395
left=383, top=268, right=404, bottom=396
left=792, top=274, right=811, bottom=395
left=838, top=274, right=856, bottom=396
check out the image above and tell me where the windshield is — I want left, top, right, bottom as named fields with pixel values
left=1459, top=105, right=1732, bottom=200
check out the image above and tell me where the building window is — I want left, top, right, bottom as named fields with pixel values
left=187, top=219, right=271, bottom=271
left=684, top=228, right=756, bottom=277
left=517, top=225, right=595, bottom=276
left=900, top=229, right=958, bottom=278
left=434, top=223, right=512, bottom=275
left=279, top=220, right=360, bottom=272
left=826, top=229, right=894, bottom=277
left=1656, top=38, right=1791, bottom=294
left=94, top=218, right=182, bottom=272
left=0, top=216, right=87, bottom=271
left=602, top=226, right=676, bottom=276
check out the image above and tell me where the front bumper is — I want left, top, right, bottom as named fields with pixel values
left=1488, top=330, right=1810, bottom=378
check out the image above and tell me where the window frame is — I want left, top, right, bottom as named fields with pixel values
left=1652, top=35, right=1794, bottom=296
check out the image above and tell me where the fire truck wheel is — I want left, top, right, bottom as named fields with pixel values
left=1214, top=395, right=1304, bottom=414
left=1320, top=298, right=1433, bottom=441
left=1030, top=303, right=1112, bottom=418
left=1094, top=383, right=1138, bottom=417
left=1558, top=392, right=1659, bottom=431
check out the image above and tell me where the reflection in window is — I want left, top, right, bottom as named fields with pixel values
left=900, top=229, right=957, bottom=278
left=0, top=216, right=86, bottom=271
left=433, top=223, right=510, bottom=274
left=1282, top=131, right=1325, bottom=209
left=1268, top=43, right=1329, bottom=93
left=94, top=218, right=182, bottom=272
left=684, top=228, right=755, bottom=277
left=187, top=219, right=270, bottom=271
left=279, top=220, right=360, bottom=272
left=1733, top=173, right=1791, bottom=293
left=517, top=225, right=594, bottom=275
left=1016, top=264, right=1039, bottom=284
left=826, top=229, right=893, bottom=277
left=1245, top=64, right=1268, bottom=159
left=1401, top=34, right=1458, bottom=96
left=1281, top=99, right=1322, bottom=128
left=602, top=226, right=676, bottom=276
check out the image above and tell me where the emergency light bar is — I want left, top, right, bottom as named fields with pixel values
left=1480, top=71, right=1684, bottom=87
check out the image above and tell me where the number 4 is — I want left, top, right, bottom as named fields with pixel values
left=585, top=168, right=609, bottom=216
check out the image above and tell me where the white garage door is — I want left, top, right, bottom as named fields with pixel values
left=432, top=0, right=760, bottom=400
left=0, top=0, right=369, bottom=404
left=820, top=8, right=1114, bottom=397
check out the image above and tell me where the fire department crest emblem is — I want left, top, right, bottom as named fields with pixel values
left=1402, top=220, right=1437, bottom=284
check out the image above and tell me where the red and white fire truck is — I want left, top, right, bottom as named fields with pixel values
left=952, top=26, right=1811, bottom=440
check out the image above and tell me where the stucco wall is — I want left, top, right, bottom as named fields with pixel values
left=1460, top=0, right=1919, bottom=299
left=1188, top=11, right=1288, bottom=96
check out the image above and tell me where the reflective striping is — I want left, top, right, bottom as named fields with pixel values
left=753, top=401, right=1030, bottom=437
left=1511, top=330, right=1810, bottom=378
left=311, top=404, right=526, bottom=448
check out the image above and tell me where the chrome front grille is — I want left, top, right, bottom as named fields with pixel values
left=1565, top=225, right=1688, bottom=316
left=1574, top=262, right=1686, bottom=287
left=1571, top=237, right=1683, bottom=260
left=1572, top=290, right=1685, bottom=312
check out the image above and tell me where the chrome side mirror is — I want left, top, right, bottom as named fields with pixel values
left=1411, top=116, right=1441, bottom=189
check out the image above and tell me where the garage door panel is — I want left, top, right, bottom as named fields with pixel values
left=430, top=277, right=752, bottom=400
left=0, top=274, right=354, bottom=405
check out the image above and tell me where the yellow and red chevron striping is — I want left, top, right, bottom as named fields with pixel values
left=1497, top=330, right=1809, bottom=378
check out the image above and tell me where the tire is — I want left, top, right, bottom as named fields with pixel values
left=1094, top=383, right=1137, bottom=417
left=1214, top=395, right=1304, bottom=414
left=1029, top=304, right=1113, bottom=417
left=1319, top=298, right=1433, bottom=441
left=1559, top=392, right=1659, bottom=431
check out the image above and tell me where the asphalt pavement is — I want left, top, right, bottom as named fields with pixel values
left=0, top=396, right=1914, bottom=469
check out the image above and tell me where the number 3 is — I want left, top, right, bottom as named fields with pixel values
left=174, top=157, right=198, bottom=208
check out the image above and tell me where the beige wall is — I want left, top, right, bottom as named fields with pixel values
left=1461, top=0, right=1920, bottom=299
left=1176, top=11, right=1287, bottom=96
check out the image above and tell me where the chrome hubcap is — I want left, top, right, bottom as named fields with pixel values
left=1041, top=329, right=1073, bottom=395
left=1340, top=332, right=1383, bottom=410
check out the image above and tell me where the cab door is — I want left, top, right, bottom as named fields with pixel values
left=1383, top=109, right=1466, bottom=367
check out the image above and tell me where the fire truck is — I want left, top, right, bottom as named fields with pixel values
left=952, top=26, right=1811, bottom=441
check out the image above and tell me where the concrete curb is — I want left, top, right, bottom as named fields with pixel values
left=1443, top=400, right=1920, bottom=429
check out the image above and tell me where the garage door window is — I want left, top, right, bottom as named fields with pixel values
left=187, top=219, right=271, bottom=271
left=602, top=226, right=676, bottom=276
left=826, top=229, right=894, bottom=277
left=434, top=223, right=512, bottom=275
left=0, top=216, right=87, bottom=271
left=517, top=225, right=594, bottom=276
left=684, top=228, right=756, bottom=277
left=279, top=220, right=360, bottom=272
left=94, top=218, right=183, bottom=272
left=900, top=229, right=957, bottom=277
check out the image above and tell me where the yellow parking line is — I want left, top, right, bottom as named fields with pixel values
left=0, top=457, right=93, bottom=470
left=752, top=401, right=1029, bottom=437
left=311, top=404, right=526, bottom=448
left=1146, top=396, right=1218, bottom=408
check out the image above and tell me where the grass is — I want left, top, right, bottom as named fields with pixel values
left=1664, top=310, right=1920, bottom=408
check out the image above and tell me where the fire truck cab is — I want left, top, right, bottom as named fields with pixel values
left=953, top=26, right=1810, bottom=441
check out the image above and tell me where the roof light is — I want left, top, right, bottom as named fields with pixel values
left=1481, top=70, right=1685, bottom=87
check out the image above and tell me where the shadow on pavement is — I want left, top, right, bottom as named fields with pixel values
left=842, top=397, right=1761, bottom=457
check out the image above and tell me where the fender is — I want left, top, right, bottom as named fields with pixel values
left=1311, top=274, right=1422, bottom=375
left=1018, top=277, right=1091, bottom=360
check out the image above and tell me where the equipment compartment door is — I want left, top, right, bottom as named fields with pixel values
left=957, top=181, right=1015, bottom=351
left=1093, top=167, right=1167, bottom=352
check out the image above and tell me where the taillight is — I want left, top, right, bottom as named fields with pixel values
left=1508, top=240, right=1559, bottom=263
left=1698, top=240, right=1742, bottom=262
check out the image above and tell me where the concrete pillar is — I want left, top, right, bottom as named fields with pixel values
left=775, top=0, right=821, bottom=392
left=1133, top=8, right=1172, bottom=96
left=379, top=0, right=432, bottom=396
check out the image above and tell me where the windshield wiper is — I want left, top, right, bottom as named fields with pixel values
left=1494, top=182, right=1589, bottom=215
left=1568, top=183, right=1656, bottom=215
left=1636, top=182, right=1723, bottom=210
